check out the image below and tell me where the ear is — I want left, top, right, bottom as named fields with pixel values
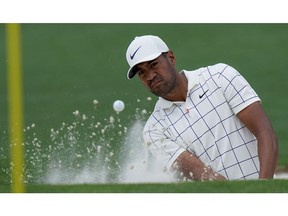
left=167, top=50, right=176, bottom=64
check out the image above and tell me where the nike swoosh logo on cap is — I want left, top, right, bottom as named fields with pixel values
left=130, top=46, right=141, bottom=60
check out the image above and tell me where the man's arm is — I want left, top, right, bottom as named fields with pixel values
left=237, top=101, right=278, bottom=179
left=172, top=151, right=227, bottom=181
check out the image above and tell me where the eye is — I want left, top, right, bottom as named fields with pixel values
left=137, top=70, right=144, bottom=77
left=150, top=61, right=158, bottom=68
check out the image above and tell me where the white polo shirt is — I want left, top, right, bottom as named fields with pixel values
left=143, top=63, right=261, bottom=180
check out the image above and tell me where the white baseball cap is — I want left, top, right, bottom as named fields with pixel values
left=126, top=35, right=169, bottom=79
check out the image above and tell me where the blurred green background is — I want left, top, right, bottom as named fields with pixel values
left=0, top=24, right=288, bottom=186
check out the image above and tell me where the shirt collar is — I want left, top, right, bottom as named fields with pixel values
left=157, top=70, right=199, bottom=109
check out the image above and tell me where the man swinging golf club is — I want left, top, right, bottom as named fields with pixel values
left=125, top=35, right=278, bottom=181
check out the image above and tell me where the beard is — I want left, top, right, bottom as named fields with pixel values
left=143, top=53, right=180, bottom=99
left=149, top=65, right=178, bottom=98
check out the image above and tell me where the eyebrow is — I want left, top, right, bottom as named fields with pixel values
left=139, top=59, right=156, bottom=68
left=141, top=58, right=158, bottom=67
left=133, top=58, right=157, bottom=73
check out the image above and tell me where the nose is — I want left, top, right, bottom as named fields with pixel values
left=146, top=69, right=156, bottom=81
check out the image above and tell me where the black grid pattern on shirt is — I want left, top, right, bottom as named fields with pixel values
left=146, top=64, right=260, bottom=180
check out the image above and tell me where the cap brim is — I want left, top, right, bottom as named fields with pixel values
left=127, top=67, right=137, bottom=80
left=127, top=53, right=162, bottom=80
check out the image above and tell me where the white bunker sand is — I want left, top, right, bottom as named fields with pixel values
left=275, top=172, right=288, bottom=179
left=19, top=97, right=176, bottom=184
left=42, top=119, right=175, bottom=184
left=3, top=97, right=287, bottom=184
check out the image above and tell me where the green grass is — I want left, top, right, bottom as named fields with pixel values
left=1, top=180, right=288, bottom=193
left=1, top=24, right=288, bottom=192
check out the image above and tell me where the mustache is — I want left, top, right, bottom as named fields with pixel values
left=149, top=76, right=163, bottom=88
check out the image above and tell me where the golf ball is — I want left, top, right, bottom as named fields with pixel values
left=113, top=100, right=125, bottom=112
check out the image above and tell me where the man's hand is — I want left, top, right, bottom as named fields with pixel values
left=172, top=151, right=227, bottom=181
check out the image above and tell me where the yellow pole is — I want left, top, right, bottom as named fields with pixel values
left=6, top=23, right=25, bottom=193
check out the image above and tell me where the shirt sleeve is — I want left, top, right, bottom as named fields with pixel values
left=217, top=63, right=261, bottom=114
left=143, top=116, right=186, bottom=169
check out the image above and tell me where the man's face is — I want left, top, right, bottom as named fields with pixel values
left=133, top=51, right=178, bottom=98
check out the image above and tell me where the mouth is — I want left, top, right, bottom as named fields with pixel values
left=150, top=78, right=163, bottom=89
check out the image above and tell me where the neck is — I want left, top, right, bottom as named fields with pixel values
left=163, top=72, right=188, bottom=102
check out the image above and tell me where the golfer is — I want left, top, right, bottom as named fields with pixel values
left=125, top=35, right=278, bottom=181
